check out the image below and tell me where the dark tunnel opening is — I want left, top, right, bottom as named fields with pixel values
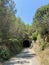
left=23, top=40, right=31, bottom=48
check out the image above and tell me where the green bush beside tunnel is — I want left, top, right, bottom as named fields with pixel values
left=6, top=39, right=22, bottom=56
left=32, top=32, right=38, bottom=41
left=0, top=46, right=10, bottom=60
left=0, top=38, right=22, bottom=61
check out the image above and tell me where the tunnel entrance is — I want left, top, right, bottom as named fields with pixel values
left=23, top=40, right=31, bottom=48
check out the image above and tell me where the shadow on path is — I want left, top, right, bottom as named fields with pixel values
left=4, top=49, right=36, bottom=65
left=17, top=52, right=36, bottom=59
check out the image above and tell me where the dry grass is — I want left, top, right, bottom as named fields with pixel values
left=39, top=48, right=49, bottom=65
left=32, top=41, right=49, bottom=65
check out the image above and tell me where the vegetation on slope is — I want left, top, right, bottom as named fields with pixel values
left=0, top=0, right=49, bottom=65
left=32, top=4, right=49, bottom=65
left=0, top=0, right=30, bottom=61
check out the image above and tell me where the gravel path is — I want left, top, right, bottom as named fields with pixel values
left=4, top=48, right=40, bottom=65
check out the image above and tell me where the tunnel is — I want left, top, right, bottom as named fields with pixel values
left=23, top=39, right=31, bottom=48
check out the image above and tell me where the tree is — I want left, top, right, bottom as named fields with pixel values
left=9, top=17, right=27, bottom=41
left=0, top=0, right=16, bottom=42
left=32, top=4, right=49, bottom=35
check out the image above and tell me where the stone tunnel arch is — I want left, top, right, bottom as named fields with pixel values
left=22, top=39, right=31, bottom=48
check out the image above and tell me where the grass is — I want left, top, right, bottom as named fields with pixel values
left=32, top=40, right=49, bottom=65
left=39, top=48, right=49, bottom=65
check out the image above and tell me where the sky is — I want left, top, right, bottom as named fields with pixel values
left=14, top=0, right=49, bottom=24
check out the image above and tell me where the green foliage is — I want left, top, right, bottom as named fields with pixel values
left=31, top=4, right=49, bottom=65
left=37, top=34, right=48, bottom=50
left=35, top=4, right=49, bottom=20
left=6, top=39, right=22, bottom=56
left=9, top=17, right=28, bottom=40
left=0, top=46, right=9, bottom=60
left=0, top=0, right=16, bottom=41
left=32, top=4, right=49, bottom=50
left=0, top=0, right=24, bottom=61
left=32, top=32, right=38, bottom=41
left=32, top=4, right=49, bottom=35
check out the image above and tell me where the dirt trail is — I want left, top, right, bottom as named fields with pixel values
left=4, top=48, right=40, bottom=65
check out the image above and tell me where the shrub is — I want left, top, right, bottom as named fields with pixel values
left=37, top=34, right=44, bottom=50
left=0, top=46, right=10, bottom=60
left=32, top=32, right=38, bottom=41
left=6, top=38, right=22, bottom=56
left=37, top=34, right=47, bottom=50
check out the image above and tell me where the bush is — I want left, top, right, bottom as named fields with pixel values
left=0, top=38, right=22, bottom=61
left=37, top=34, right=47, bottom=50
left=32, top=32, right=38, bottom=41
left=6, top=38, right=22, bottom=56
left=0, top=46, right=10, bottom=60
